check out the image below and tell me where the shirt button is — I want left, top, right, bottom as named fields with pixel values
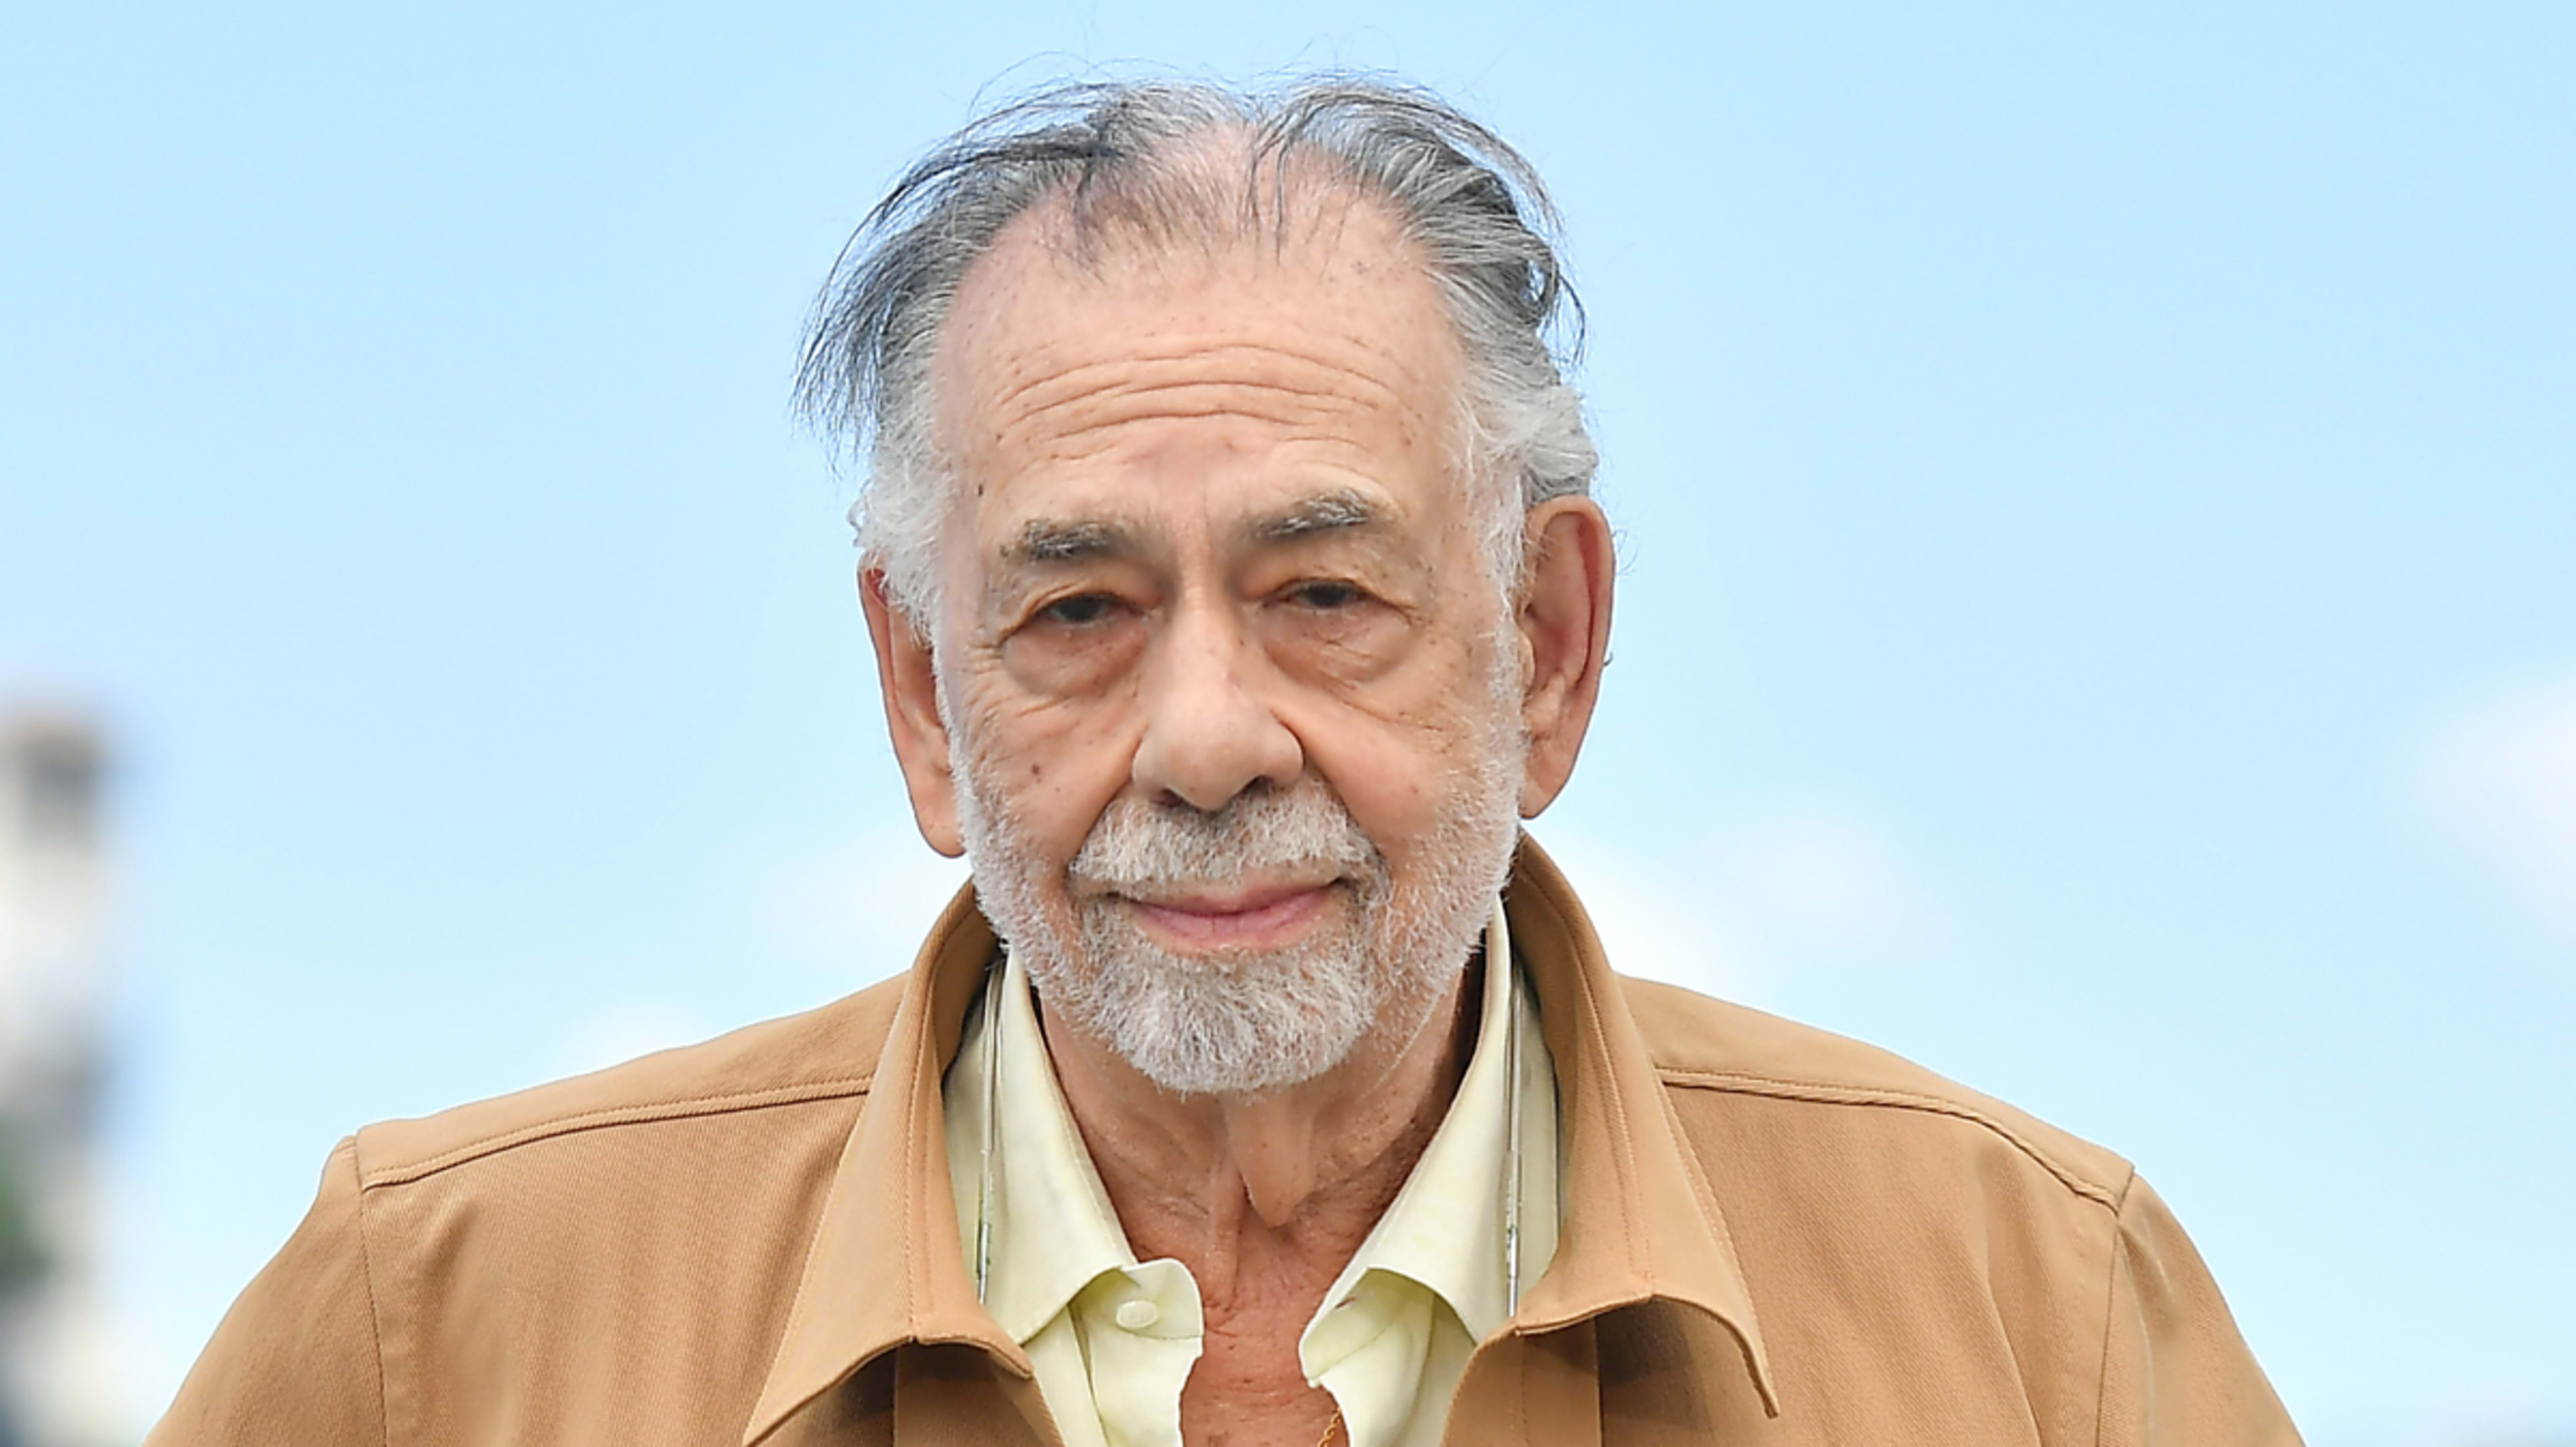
left=1115, top=1299, right=1161, bottom=1332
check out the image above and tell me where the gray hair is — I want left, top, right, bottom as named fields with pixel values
left=794, top=76, right=1598, bottom=628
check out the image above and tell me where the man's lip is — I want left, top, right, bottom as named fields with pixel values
left=1119, top=879, right=1339, bottom=951
left=1124, top=879, right=1336, bottom=916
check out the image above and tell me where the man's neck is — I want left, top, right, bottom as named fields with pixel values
left=1032, top=959, right=1483, bottom=1447
left=1037, top=962, right=1479, bottom=1305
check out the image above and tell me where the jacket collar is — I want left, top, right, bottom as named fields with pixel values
left=741, top=884, right=1022, bottom=1445
left=1501, top=837, right=1779, bottom=1414
left=741, top=835, right=1776, bottom=1444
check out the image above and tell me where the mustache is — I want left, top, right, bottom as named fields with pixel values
left=1067, top=782, right=1382, bottom=894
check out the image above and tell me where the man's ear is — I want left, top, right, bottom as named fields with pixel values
left=1514, top=496, right=1616, bottom=818
left=860, top=567, right=965, bottom=857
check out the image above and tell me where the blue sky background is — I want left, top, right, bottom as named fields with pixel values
left=3, top=3, right=2571, bottom=1440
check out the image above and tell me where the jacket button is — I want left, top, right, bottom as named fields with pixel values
left=1115, top=1299, right=1161, bottom=1331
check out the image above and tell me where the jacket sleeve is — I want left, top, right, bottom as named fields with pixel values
left=148, top=1136, right=388, bottom=1446
left=2097, top=1173, right=2302, bottom=1446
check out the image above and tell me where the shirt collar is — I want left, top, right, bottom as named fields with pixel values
left=741, top=835, right=1777, bottom=1445
left=943, top=947, right=1142, bottom=1344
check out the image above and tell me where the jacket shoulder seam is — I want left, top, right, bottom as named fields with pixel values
left=361, top=1075, right=875, bottom=1189
left=1655, top=1066, right=2123, bottom=1210
left=340, top=1136, right=394, bottom=1447
left=2090, top=1163, right=2144, bottom=1447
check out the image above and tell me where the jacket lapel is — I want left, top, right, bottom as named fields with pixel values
left=1489, top=837, right=1779, bottom=1417
left=741, top=887, right=1042, bottom=1446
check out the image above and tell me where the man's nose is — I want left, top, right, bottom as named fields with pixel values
left=1130, top=600, right=1303, bottom=812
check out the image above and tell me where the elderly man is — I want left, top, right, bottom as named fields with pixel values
left=154, top=80, right=2300, bottom=1446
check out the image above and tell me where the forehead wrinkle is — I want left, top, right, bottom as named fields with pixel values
left=937, top=213, right=1465, bottom=477
left=934, top=198, right=1474, bottom=617
left=981, top=341, right=1421, bottom=447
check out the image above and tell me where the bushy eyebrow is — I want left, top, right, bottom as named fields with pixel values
left=989, top=489, right=1387, bottom=608
left=1005, top=518, right=1138, bottom=566
left=1242, top=489, right=1385, bottom=545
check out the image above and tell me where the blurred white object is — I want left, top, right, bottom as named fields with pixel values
left=0, top=710, right=119, bottom=1447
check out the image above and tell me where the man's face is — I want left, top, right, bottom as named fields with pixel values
left=915, top=197, right=1529, bottom=1093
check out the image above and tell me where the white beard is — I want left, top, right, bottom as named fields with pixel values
left=949, top=697, right=1523, bottom=1097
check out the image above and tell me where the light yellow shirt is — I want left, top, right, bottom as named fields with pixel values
left=941, top=904, right=1559, bottom=1447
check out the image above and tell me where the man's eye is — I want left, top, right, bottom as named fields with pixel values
left=1036, top=594, right=1118, bottom=626
left=1289, top=581, right=1364, bottom=610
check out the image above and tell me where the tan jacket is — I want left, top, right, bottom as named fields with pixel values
left=152, top=840, right=2300, bottom=1445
